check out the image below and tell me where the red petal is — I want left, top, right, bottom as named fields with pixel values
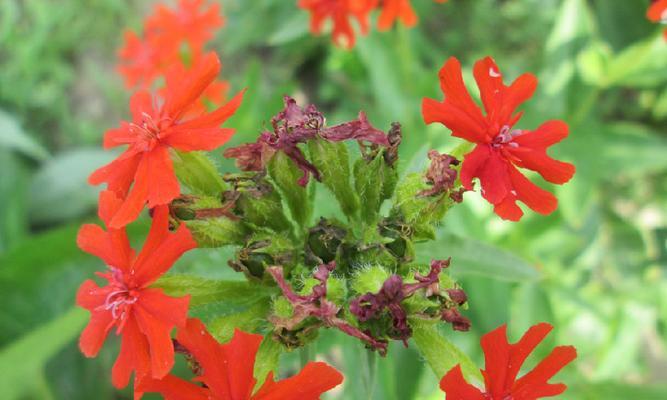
left=220, top=328, right=264, bottom=400
left=439, top=365, right=485, bottom=400
left=252, top=362, right=344, bottom=400
left=175, top=319, right=233, bottom=398
left=76, top=279, right=108, bottom=310
left=477, top=150, right=511, bottom=205
left=377, top=0, right=417, bottom=31
left=647, top=0, right=667, bottom=21
left=177, top=89, right=245, bottom=130
left=472, top=57, right=504, bottom=119
left=138, top=374, right=210, bottom=400
left=480, top=324, right=512, bottom=397
left=77, top=224, right=116, bottom=265
left=103, top=124, right=135, bottom=149
left=512, top=346, right=577, bottom=399
left=144, top=145, right=181, bottom=209
left=98, top=190, right=124, bottom=225
left=438, top=58, right=485, bottom=124
left=112, top=317, right=151, bottom=389
left=136, top=288, right=189, bottom=329
left=89, top=150, right=142, bottom=196
left=109, top=153, right=150, bottom=228
left=163, top=52, right=220, bottom=121
left=493, top=194, right=524, bottom=221
left=79, top=310, right=114, bottom=358
left=131, top=204, right=170, bottom=269
left=422, top=98, right=488, bottom=143
left=164, top=127, right=235, bottom=151
left=131, top=223, right=196, bottom=287
left=511, top=150, right=575, bottom=185
left=459, top=145, right=490, bottom=190
left=512, top=120, right=569, bottom=149
left=130, top=91, right=155, bottom=123
left=508, top=166, right=558, bottom=216
left=498, top=73, right=537, bottom=126
left=505, top=323, right=554, bottom=385
left=133, top=302, right=177, bottom=379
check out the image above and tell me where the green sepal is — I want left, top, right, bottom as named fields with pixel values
left=268, top=151, right=312, bottom=230
left=391, top=173, right=454, bottom=238
left=173, top=195, right=247, bottom=248
left=411, top=319, right=483, bottom=383
left=207, top=299, right=271, bottom=342
left=173, top=150, right=226, bottom=196
left=353, top=150, right=398, bottom=225
left=236, top=183, right=292, bottom=234
left=153, top=275, right=276, bottom=308
left=308, top=139, right=359, bottom=218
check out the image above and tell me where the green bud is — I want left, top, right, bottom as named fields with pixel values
left=351, top=265, right=392, bottom=295
left=272, top=296, right=294, bottom=319
left=354, top=149, right=398, bottom=225
left=268, top=151, right=313, bottom=230
left=308, top=139, right=359, bottom=218
left=306, top=218, right=347, bottom=264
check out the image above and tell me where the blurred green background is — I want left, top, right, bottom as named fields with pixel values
left=1, top=0, right=666, bottom=398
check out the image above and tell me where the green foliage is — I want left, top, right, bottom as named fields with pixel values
left=172, top=151, right=227, bottom=196
left=268, top=151, right=313, bottom=230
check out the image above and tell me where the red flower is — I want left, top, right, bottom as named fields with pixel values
left=440, top=323, right=577, bottom=400
left=377, top=0, right=448, bottom=31
left=117, top=0, right=224, bottom=88
left=648, top=0, right=667, bottom=40
left=90, top=52, right=244, bottom=228
left=139, top=318, right=344, bottom=399
left=76, top=190, right=197, bottom=388
left=145, top=0, right=224, bottom=55
left=422, top=57, right=575, bottom=221
left=298, top=0, right=377, bottom=48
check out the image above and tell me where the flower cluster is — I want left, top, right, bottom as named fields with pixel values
left=298, top=0, right=449, bottom=48
left=75, top=1, right=581, bottom=398
left=648, top=0, right=667, bottom=40
left=118, top=0, right=228, bottom=112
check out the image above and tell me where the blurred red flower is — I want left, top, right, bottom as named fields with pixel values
left=90, top=53, right=244, bottom=227
left=139, top=318, right=344, bottom=399
left=422, top=57, right=575, bottom=221
left=647, top=0, right=667, bottom=40
left=377, top=0, right=448, bottom=31
left=76, top=191, right=197, bottom=389
left=117, top=0, right=224, bottom=89
left=298, top=0, right=377, bottom=48
left=440, top=323, right=577, bottom=400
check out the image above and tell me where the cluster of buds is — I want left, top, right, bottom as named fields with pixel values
left=170, top=97, right=470, bottom=353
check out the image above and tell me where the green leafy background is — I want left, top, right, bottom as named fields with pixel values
left=1, top=0, right=666, bottom=398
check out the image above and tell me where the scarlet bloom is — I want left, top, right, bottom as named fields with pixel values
left=647, top=0, right=667, bottom=40
left=298, top=0, right=377, bottom=48
left=117, top=0, right=224, bottom=88
left=377, top=0, right=448, bottom=31
left=422, top=57, right=575, bottom=221
left=90, top=52, right=244, bottom=228
left=440, top=323, right=577, bottom=400
left=139, top=318, right=344, bottom=399
left=76, top=191, right=197, bottom=388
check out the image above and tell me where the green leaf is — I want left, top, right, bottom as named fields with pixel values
left=173, top=151, right=226, bottom=196
left=268, top=151, right=312, bottom=229
left=0, top=109, right=49, bottom=161
left=0, top=308, right=87, bottom=400
left=208, top=299, right=271, bottom=342
left=604, top=35, right=667, bottom=88
left=416, top=231, right=540, bottom=282
left=28, top=148, right=115, bottom=225
left=253, top=336, right=283, bottom=387
left=237, top=186, right=293, bottom=233
left=308, top=139, right=359, bottom=219
left=570, top=382, right=667, bottom=400
left=411, top=320, right=482, bottom=383
left=154, top=274, right=275, bottom=308
left=186, top=218, right=248, bottom=248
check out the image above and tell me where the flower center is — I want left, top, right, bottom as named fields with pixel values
left=129, top=112, right=172, bottom=150
left=492, top=125, right=522, bottom=148
left=99, top=267, right=139, bottom=321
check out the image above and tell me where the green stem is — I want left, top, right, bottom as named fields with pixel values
left=299, top=344, right=314, bottom=369
left=361, top=349, right=377, bottom=400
